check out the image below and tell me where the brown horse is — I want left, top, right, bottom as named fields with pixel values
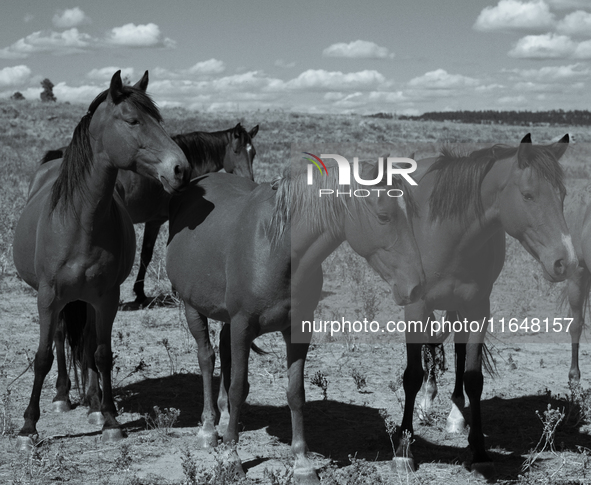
left=396, top=135, right=576, bottom=477
left=166, top=162, right=425, bottom=483
left=12, top=71, right=191, bottom=450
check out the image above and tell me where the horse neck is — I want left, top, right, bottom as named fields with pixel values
left=470, top=156, right=515, bottom=235
left=66, top=145, right=119, bottom=227
left=178, top=132, right=228, bottom=177
left=290, top=206, right=345, bottom=284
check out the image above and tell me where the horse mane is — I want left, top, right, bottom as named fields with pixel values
left=172, top=124, right=251, bottom=170
left=268, top=162, right=416, bottom=245
left=50, top=86, right=162, bottom=213
left=427, top=143, right=565, bottom=223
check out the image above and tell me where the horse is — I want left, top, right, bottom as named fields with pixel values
left=41, top=123, right=259, bottom=305
left=165, top=161, right=426, bottom=483
left=12, top=70, right=191, bottom=450
left=395, top=134, right=576, bottom=477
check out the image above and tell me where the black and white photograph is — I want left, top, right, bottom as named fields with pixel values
left=2, top=1, right=591, bottom=483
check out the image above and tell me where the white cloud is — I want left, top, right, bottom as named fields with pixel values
left=322, top=40, right=394, bottom=59
left=0, top=28, right=93, bottom=59
left=52, top=7, right=90, bottom=28
left=87, top=66, right=135, bottom=81
left=513, top=63, right=589, bottom=79
left=368, top=91, right=406, bottom=103
left=284, top=69, right=386, bottom=91
left=408, top=69, right=480, bottom=89
left=557, top=10, right=591, bottom=35
left=188, top=59, right=225, bottom=75
left=508, top=33, right=575, bottom=58
left=53, top=83, right=110, bottom=103
left=547, top=0, right=591, bottom=8
left=0, top=22, right=177, bottom=58
left=498, top=95, right=528, bottom=104
left=574, top=39, right=591, bottom=57
left=474, top=0, right=555, bottom=32
left=106, top=23, right=176, bottom=48
left=0, top=65, right=31, bottom=87
left=275, top=59, right=296, bottom=69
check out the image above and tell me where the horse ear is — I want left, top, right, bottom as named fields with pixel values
left=109, top=70, right=124, bottom=103
left=233, top=123, right=242, bottom=138
left=248, top=125, right=259, bottom=138
left=517, top=133, right=533, bottom=161
left=550, top=134, right=569, bottom=161
left=409, top=152, right=415, bottom=160
left=133, top=71, right=149, bottom=92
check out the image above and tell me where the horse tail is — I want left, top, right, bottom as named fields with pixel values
left=40, top=147, right=66, bottom=165
left=61, top=300, right=92, bottom=398
left=250, top=343, right=268, bottom=356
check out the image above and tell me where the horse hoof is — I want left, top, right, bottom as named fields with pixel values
left=471, top=462, right=495, bottom=481
left=196, top=428, right=219, bottom=449
left=446, top=417, right=466, bottom=433
left=392, top=457, right=416, bottom=473
left=52, top=400, right=71, bottom=413
left=102, top=428, right=125, bottom=443
left=15, top=435, right=35, bottom=452
left=88, top=412, right=106, bottom=426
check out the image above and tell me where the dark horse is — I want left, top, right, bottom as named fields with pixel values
left=166, top=161, right=426, bottom=483
left=12, top=71, right=191, bottom=449
left=39, top=123, right=258, bottom=418
left=41, top=123, right=259, bottom=305
left=396, top=135, right=576, bottom=478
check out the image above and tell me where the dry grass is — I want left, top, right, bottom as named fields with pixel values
left=2, top=98, right=591, bottom=484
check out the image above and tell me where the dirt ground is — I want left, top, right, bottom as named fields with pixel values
left=2, top=109, right=591, bottom=484
left=2, top=232, right=591, bottom=484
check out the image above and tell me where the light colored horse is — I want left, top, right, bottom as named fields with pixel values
left=397, top=134, right=576, bottom=477
left=166, top=163, right=425, bottom=483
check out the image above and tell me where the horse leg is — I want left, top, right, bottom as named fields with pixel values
left=417, top=341, right=438, bottom=420
left=17, top=290, right=60, bottom=451
left=567, top=266, right=589, bottom=382
left=446, top=341, right=467, bottom=433
left=463, top=313, right=494, bottom=479
left=221, top=315, right=255, bottom=478
left=217, top=322, right=231, bottom=437
left=78, top=310, right=104, bottom=425
left=92, top=289, right=124, bottom=441
left=52, top=319, right=72, bottom=412
left=133, top=220, right=164, bottom=304
left=394, top=302, right=428, bottom=471
left=282, top=325, right=318, bottom=484
left=184, top=304, right=218, bottom=448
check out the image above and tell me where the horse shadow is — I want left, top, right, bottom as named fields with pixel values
left=115, top=374, right=591, bottom=478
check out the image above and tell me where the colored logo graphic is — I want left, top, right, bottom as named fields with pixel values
left=302, top=152, right=328, bottom=175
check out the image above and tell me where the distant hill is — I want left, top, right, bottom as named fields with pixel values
left=397, top=110, right=591, bottom=126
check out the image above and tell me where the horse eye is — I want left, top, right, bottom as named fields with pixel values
left=523, top=193, right=534, bottom=201
left=126, top=119, right=139, bottom=126
left=377, top=213, right=391, bottom=223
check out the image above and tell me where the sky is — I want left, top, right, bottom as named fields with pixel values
left=0, top=0, right=591, bottom=115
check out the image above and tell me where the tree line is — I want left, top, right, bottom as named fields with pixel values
left=397, top=110, right=591, bottom=126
